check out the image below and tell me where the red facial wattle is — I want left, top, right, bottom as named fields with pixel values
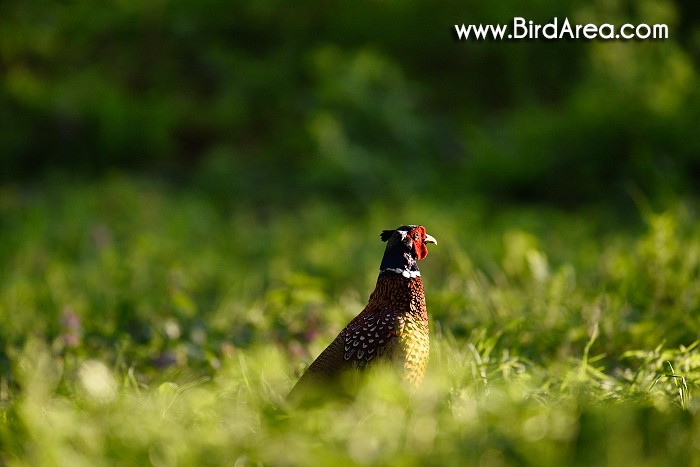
left=409, top=225, right=434, bottom=260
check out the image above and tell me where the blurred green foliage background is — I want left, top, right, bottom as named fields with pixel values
left=2, top=0, right=699, bottom=204
left=3, top=0, right=700, bottom=465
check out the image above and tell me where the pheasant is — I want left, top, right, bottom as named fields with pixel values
left=287, top=225, right=437, bottom=404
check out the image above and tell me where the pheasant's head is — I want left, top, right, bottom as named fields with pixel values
left=379, top=225, right=437, bottom=278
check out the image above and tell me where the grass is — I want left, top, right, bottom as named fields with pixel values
left=1, top=175, right=700, bottom=465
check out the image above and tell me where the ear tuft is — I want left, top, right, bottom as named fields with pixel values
left=380, top=230, right=395, bottom=242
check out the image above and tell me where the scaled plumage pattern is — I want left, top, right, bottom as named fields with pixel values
left=287, top=225, right=437, bottom=404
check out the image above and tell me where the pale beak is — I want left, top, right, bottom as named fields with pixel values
left=424, top=234, right=437, bottom=245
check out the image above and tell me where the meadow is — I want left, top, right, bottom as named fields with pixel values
left=1, top=175, right=699, bottom=465
left=2, top=0, right=699, bottom=463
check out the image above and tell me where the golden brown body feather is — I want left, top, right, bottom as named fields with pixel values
left=287, top=274, right=429, bottom=403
